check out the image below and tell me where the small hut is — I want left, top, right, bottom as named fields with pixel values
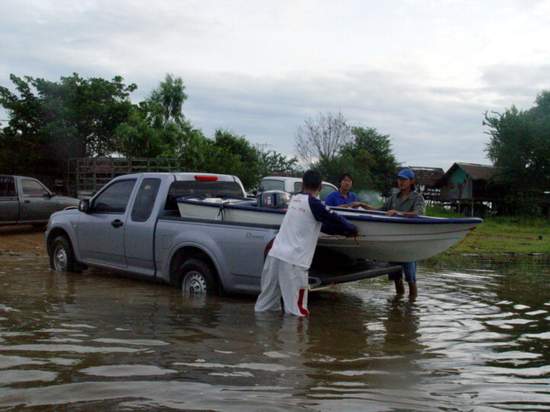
left=408, top=166, right=444, bottom=202
left=437, top=162, right=498, bottom=215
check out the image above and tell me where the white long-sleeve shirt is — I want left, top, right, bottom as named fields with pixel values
left=268, top=193, right=356, bottom=269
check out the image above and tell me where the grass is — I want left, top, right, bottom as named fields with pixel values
left=426, top=206, right=550, bottom=257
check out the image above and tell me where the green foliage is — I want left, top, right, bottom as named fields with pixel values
left=426, top=205, right=463, bottom=218
left=484, top=90, right=550, bottom=215
left=149, top=74, right=187, bottom=126
left=202, top=130, right=262, bottom=189
left=343, top=127, right=397, bottom=193
left=310, top=124, right=398, bottom=193
left=115, top=74, right=192, bottom=158
left=0, top=71, right=310, bottom=191
left=0, top=73, right=136, bottom=175
left=257, top=150, right=300, bottom=178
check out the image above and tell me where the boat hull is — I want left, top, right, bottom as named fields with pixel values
left=177, top=200, right=481, bottom=262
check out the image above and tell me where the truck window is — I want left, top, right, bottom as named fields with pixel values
left=293, top=182, right=302, bottom=193
left=165, top=181, right=245, bottom=210
left=261, top=179, right=285, bottom=191
left=93, top=179, right=136, bottom=214
left=320, top=184, right=336, bottom=201
left=21, top=179, right=49, bottom=197
left=0, top=176, right=16, bottom=197
left=131, top=178, right=161, bottom=222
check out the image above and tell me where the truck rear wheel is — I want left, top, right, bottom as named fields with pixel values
left=49, top=235, right=78, bottom=273
left=179, top=258, right=217, bottom=296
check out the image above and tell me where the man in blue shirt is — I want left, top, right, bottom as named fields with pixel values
left=324, top=173, right=359, bottom=208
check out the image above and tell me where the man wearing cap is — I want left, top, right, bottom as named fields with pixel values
left=379, top=168, right=425, bottom=297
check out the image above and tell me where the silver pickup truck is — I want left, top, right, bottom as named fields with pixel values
left=0, top=175, right=79, bottom=226
left=45, top=172, right=400, bottom=295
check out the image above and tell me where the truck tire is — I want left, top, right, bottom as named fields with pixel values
left=49, top=235, right=78, bottom=273
left=179, top=258, right=218, bottom=295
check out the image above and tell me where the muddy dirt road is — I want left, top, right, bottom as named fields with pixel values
left=0, top=226, right=46, bottom=257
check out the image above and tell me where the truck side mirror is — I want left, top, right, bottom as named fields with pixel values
left=79, top=199, right=90, bottom=213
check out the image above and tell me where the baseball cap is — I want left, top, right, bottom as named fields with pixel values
left=397, top=168, right=415, bottom=180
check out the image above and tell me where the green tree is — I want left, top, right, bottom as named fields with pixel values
left=297, top=113, right=398, bottom=193
left=115, top=74, right=194, bottom=159
left=343, top=127, right=398, bottom=193
left=257, top=150, right=300, bottom=178
left=149, top=73, right=187, bottom=126
left=204, top=130, right=262, bottom=189
left=0, top=73, right=136, bottom=175
left=484, top=91, right=550, bottom=214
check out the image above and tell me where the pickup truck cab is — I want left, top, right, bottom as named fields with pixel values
left=260, top=176, right=337, bottom=201
left=0, top=175, right=79, bottom=226
left=46, top=172, right=400, bottom=295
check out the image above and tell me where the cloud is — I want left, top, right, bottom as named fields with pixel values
left=2, top=0, right=549, bottom=170
left=180, top=68, right=493, bottom=168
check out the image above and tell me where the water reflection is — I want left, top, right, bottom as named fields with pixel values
left=0, top=254, right=548, bottom=410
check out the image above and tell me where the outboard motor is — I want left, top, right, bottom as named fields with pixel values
left=257, top=190, right=290, bottom=209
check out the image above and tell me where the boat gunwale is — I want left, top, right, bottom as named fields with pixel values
left=176, top=198, right=483, bottom=225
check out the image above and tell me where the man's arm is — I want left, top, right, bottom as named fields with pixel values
left=308, top=196, right=358, bottom=236
left=387, top=194, right=426, bottom=217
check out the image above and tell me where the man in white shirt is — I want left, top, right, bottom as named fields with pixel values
left=255, top=170, right=358, bottom=317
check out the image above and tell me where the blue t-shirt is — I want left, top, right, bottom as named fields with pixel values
left=324, top=190, right=358, bottom=207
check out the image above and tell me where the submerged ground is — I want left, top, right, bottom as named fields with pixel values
left=0, top=227, right=549, bottom=410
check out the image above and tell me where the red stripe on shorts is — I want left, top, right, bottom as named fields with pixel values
left=297, top=288, right=309, bottom=316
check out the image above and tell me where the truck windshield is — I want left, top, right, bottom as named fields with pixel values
left=165, top=180, right=245, bottom=210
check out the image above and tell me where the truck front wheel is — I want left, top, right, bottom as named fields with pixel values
left=49, top=235, right=78, bottom=273
left=179, top=258, right=217, bottom=296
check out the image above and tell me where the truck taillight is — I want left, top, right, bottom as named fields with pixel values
left=194, top=175, right=218, bottom=182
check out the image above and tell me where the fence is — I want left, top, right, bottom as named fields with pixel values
left=67, top=157, right=184, bottom=198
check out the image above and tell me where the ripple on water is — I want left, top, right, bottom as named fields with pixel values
left=0, top=370, right=57, bottom=385
left=0, top=344, right=142, bottom=353
left=0, top=381, right=295, bottom=410
left=92, top=338, right=169, bottom=346
left=0, top=305, right=19, bottom=312
left=519, top=332, right=550, bottom=341
left=60, top=323, right=96, bottom=329
left=37, top=328, right=81, bottom=333
left=174, top=361, right=293, bottom=372
left=0, top=355, right=46, bottom=369
left=80, top=365, right=177, bottom=377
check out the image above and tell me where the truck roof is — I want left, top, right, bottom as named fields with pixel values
left=261, top=176, right=337, bottom=187
left=110, top=172, right=242, bottom=183
left=262, top=176, right=302, bottom=182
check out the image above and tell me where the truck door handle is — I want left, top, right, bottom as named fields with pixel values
left=111, top=219, right=124, bottom=228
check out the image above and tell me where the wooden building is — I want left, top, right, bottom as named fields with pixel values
left=408, top=166, right=444, bottom=202
left=437, top=162, right=498, bottom=215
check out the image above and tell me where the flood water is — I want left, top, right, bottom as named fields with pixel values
left=0, top=254, right=549, bottom=411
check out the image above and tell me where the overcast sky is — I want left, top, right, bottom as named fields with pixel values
left=1, top=0, right=549, bottom=170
